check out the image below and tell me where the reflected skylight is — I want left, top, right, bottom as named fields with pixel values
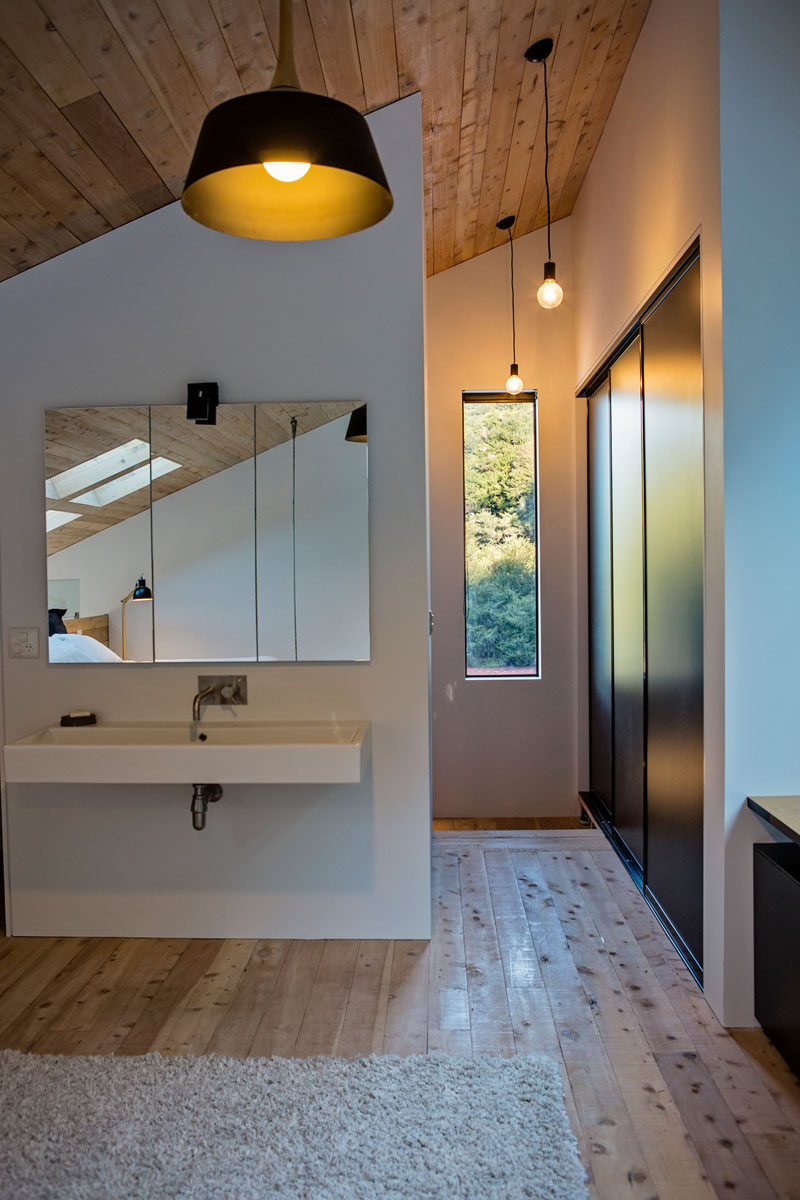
left=46, top=439, right=151, bottom=501
left=46, top=511, right=81, bottom=532
left=72, top=457, right=181, bottom=507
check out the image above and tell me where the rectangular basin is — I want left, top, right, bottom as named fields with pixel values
left=3, top=720, right=371, bottom=785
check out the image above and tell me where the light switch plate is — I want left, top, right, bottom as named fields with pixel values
left=9, top=627, right=39, bottom=658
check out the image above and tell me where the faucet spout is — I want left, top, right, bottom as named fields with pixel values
left=192, top=684, right=216, bottom=722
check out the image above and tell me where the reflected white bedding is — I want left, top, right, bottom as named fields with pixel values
left=49, top=634, right=122, bottom=663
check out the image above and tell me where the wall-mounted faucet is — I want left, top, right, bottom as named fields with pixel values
left=192, top=683, right=217, bottom=721
left=191, top=675, right=248, bottom=721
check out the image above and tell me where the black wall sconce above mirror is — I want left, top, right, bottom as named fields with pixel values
left=187, top=382, right=219, bottom=425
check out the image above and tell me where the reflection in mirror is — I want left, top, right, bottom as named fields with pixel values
left=46, top=407, right=154, bottom=662
left=150, top=404, right=257, bottom=662
left=44, top=401, right=370, bottom=664
left=256, top=403, right=369, bottom=661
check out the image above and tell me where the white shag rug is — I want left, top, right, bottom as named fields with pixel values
left=0, top=1050, right=587, bottom=1200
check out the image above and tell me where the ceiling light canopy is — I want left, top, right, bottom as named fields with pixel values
left=181, top=0, right=393, bottom=242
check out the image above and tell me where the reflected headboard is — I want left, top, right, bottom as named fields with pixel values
left=63, top=614, right=110, bottom=647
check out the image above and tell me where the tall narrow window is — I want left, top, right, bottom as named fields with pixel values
left=463, top=392, right=539, bottom=677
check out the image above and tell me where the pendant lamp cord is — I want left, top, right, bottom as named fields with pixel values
left=507, top=226, right=517, bottom=364
left=272, top=0, right=300, bottom=89
left=290, top=415, right=298, bottom=661
left=544, top=57, right=552, bottom=260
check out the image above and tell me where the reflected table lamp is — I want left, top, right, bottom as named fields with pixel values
left=121, top=575, right=152, bottom=661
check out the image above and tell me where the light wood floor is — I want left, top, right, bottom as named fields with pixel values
left=1, top=829, right=799, bottom=1199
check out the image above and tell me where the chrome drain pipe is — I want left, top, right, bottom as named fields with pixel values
left=191, top=783, right=223, bottom=831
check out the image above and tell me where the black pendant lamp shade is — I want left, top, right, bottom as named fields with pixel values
left=344, top=404, right=367, bottom=443
left=182, top=91, right=393, bottom=241
left=181, top=1, right=393, bottom=242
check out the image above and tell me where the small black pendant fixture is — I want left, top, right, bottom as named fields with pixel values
left=344, top=405, right=367, bottom=443
left=182, top=0, right=393, bottom=241
left=524, top=37, right=564, bottom=309
left=497, top=216, right=524, bottom=395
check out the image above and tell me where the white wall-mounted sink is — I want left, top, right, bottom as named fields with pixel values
left=3, top=721, right=371, bottom=785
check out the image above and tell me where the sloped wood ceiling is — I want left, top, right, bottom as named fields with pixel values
left=0, top=0, right=650, bottom=283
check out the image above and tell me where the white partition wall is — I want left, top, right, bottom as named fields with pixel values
left=0, top=96, right=430, bottom=940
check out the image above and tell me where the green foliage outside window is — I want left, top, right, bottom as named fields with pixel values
left=463, top=401, right=537, bottom=674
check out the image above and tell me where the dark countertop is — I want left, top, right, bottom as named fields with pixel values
left=748, top=796, right=800, bottom=846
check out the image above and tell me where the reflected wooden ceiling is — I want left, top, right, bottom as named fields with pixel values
left=0, top=0, right=650, bottom=283
left=45, top=400, right=360, bottom=554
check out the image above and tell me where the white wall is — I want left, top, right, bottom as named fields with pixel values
left=717, top=0, right=800, bottom=1024
left=572, top=0, right=727, bottom=1017
left=426, top=219, right=580, bottom=816
left=0, top=95, right=430, bottom=940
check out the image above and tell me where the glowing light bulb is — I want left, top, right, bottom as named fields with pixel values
left=263, top=161, right=311, bottom=183
left=505, top=365, right=524, bottom=395
left=537, top=261, right=564, bottom=309
left=537, top=278, right=563, bottom=309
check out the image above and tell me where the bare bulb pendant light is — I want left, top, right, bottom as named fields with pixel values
left=497, top=216, right=524, bottom=395
left=525, top=38, right=564, bottom=309
left=181, top=0, right=393, bottom=241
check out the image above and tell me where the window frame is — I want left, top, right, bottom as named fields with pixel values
left=461, top=389, right=540, bottom=681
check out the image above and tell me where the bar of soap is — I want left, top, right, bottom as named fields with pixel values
left=60, top=711, right=97, bottom=727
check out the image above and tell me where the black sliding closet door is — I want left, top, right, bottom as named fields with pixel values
left=588, top=381, right=613, bottom=820
left=641, top=259, right=704, bottom=967
left=610, top=338, right=645, bottom=870
left=586, top=252, right=704, bottom=975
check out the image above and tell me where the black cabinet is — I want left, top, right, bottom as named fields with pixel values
left=754, top=842, right=800, bottom=1077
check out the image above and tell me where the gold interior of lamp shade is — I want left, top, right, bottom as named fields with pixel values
left=183, top=163, right=393, bottom=242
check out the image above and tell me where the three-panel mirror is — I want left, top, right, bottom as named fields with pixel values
left=45, top=403, right=369, bottom=663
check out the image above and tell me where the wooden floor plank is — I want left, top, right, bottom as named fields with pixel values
left=458, top=847, right=515, bottom=1055
left=247, top=940, right=325, bottom=1058
left=0, top=939, right=90, bottom=1037
left=382, top=940, right=429, bottom=1056
left=428, top=849, right=469, bottom=1045
left=204, top=940, right=289, bottom=1058
left=37, top=938, right=185, bottom=1056
left=115, top=938, right=220, bottom=1056
left=562, top=849, right=695, bottom=1055
left=335, top=940, right=394, bottom=1057
left=292, top=939, right=360, bottom=1057
left=149, top=939, right=257, bottom=1056
left=657, top=1051, right=780, bottom=1199
left=731, top=1027, right=800, bottom=1138
left=0, top=938, right=121, bottom=1052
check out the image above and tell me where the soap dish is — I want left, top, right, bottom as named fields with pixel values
left=60, top=712, right=97, bottom=727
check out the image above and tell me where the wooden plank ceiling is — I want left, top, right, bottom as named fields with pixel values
left=0, top=0, right=650, bottom=284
